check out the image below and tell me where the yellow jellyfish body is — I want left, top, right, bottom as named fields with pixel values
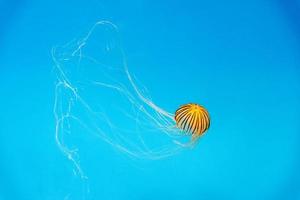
left=175, top=103, right=210, bottom=140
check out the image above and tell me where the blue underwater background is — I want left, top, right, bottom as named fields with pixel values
left=0, top=0, right=300, bottom=200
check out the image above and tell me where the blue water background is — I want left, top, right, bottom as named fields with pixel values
left=0, top=0, right=300, bottom=199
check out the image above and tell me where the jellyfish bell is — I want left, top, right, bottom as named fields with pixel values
left=175, top=103, right=210, bottom=141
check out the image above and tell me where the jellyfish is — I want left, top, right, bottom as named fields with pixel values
left=175, top=103, right=210, bottom=141
left=52, top=21, right=212, bottom=200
